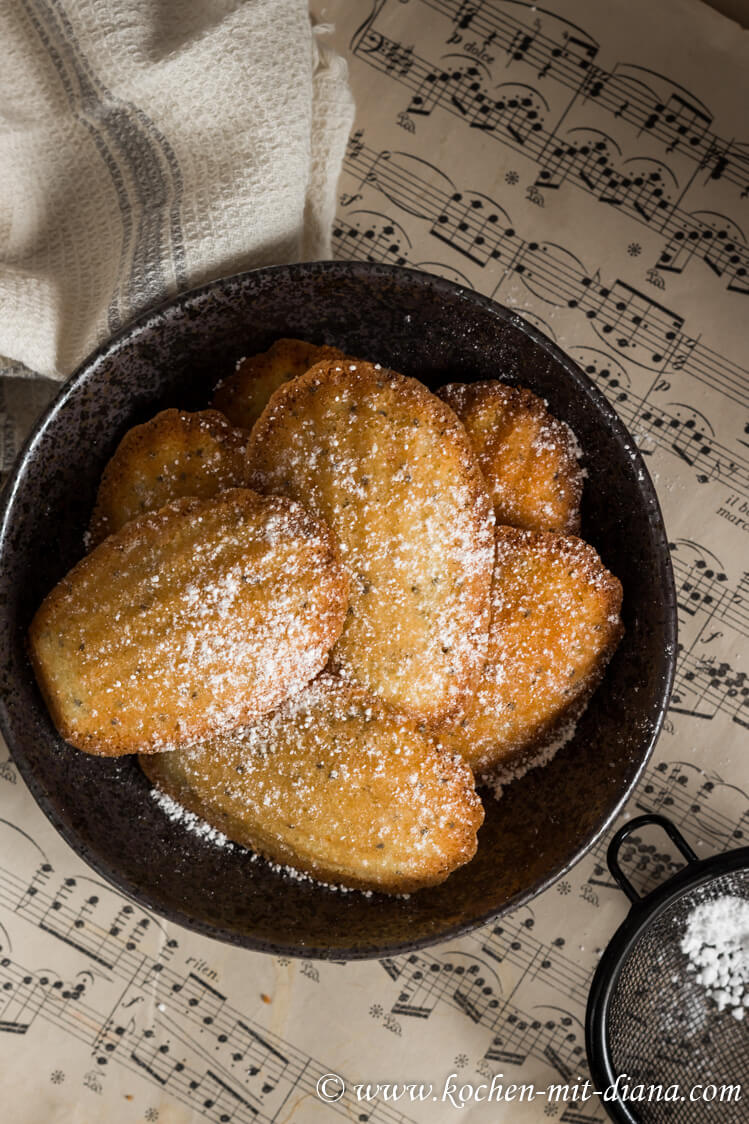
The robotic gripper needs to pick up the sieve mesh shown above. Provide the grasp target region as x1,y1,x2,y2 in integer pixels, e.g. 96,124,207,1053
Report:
606,868,749,1123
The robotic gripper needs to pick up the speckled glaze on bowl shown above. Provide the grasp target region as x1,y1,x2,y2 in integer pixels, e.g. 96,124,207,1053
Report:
0,261,676,959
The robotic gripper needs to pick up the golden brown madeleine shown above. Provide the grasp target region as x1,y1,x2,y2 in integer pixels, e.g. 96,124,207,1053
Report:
141,675,484,893
30,489,349,757
89,409,249,545
438,381,584,534
247,359,495,722
212,338,345,431
437,527,623,779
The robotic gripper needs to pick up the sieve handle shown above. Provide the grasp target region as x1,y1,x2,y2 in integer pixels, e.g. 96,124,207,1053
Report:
607,813,699,904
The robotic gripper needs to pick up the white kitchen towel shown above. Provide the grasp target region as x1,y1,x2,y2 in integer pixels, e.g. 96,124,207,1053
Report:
0,0,355,380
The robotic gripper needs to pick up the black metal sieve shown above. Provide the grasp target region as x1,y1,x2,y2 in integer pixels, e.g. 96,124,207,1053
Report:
586,814,749,1123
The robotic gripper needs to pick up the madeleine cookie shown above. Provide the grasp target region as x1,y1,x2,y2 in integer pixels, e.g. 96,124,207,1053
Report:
90,409,249,545
30,489,349,756
141,675,483,893
436,527,622,778
438,382,583,534
212,338,345,431
246,359,495,722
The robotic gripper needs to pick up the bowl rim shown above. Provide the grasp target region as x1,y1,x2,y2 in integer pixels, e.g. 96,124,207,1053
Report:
0,259,678,959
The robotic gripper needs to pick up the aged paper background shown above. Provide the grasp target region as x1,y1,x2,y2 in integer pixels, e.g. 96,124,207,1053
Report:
1,1,749,1121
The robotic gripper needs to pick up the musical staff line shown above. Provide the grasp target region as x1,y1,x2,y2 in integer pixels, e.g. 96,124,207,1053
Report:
334,208,749,500
373,759,749,1063
672,648,749,726
352,19,749,292
3,5,749,1121
578,360,749,495
341,136,749,409
637,760,749,846
420,0,749,197
583,758,749,901
379,947,590,1078
0,839,419,1122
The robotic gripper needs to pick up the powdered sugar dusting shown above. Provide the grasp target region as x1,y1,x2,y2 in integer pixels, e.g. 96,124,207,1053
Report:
260,855,375,897
90,408,249,544
436,526,622,779
150,785,385,894
151,787,234,849
561,419,588,478
143,674,482,893
213,339,345,431
33,489,348,755
483,717,578,799
246,361,494,721
681,895,749,1021
439,381,585,535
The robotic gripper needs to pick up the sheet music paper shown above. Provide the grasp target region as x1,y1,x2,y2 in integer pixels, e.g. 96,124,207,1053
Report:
1,1,749,1120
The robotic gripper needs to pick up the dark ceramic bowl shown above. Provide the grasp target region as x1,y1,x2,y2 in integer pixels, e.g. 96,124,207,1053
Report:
0,261,676,959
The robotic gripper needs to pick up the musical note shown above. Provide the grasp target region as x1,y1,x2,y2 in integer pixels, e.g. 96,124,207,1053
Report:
0,959,44,1035
352,18,749,293
190,1070,258,1123
721,573,749,639
455,1,477,32
332,209,412,266
3,4,749,1122
0,900,415,1123
634,761,749,851
671,541,729,621
672,650,749,727
479,917,590,1007
568,351,749,494
343,136,749,411
422,0,749,196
